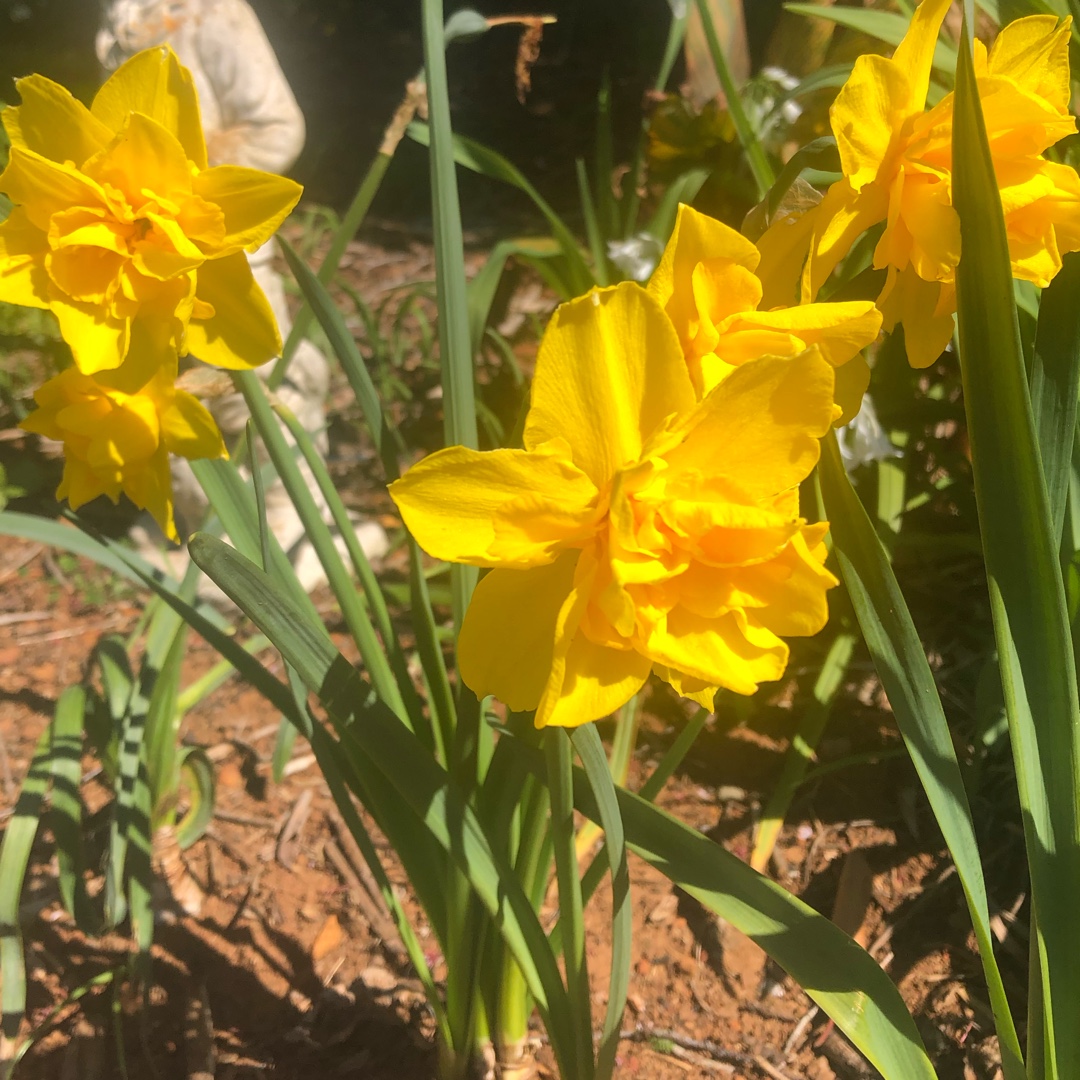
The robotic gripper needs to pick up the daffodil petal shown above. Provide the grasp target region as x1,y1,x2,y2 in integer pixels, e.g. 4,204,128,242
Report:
193,166,303,253
5,74,112,166
390,442,600,568
122,444,178,541
85,112,194,206
51,295,130,375
834,354,872,427
668,350,835,501
91,45,207,170
756,200,819,310
184,250,280,369
644,607,787,696
458,552,579,712
538,633,651,728
524,282,696,487
0,147,107,232
648,202,759,334
723,300,882,369
830,55,911,190
160,389,227,459
0,206,50,309
806,179,889,300
890,0,953,114
877,266,955,368
988,14,1072,114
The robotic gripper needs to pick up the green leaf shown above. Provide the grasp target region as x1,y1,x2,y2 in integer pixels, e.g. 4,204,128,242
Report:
1030,253,1080,543
572,725,631,1080
421,0,480,631
49,686,95,931
188,531,584,1080
952,18,1080,1077
0,728,52,1070
783,4,958,75
505,732,937,1080
174,747,216,850
277,239,402,481
818,433,1023,1078
545,731,592,1078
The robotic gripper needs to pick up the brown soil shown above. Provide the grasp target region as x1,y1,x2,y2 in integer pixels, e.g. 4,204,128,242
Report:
0,230,1022,1080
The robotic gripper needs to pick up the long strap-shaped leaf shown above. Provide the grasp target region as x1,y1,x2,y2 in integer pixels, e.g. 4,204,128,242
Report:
818,432,1023,1078
190,530,934,1080
503,730,937,1080
953,12,1080,1078
189,532,583,1080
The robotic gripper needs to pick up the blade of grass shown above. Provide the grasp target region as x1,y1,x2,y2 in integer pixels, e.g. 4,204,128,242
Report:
510,732,939,1080
818,429,1024,1079
278,238,403,481
273,402,425,729
952,12,1080,1076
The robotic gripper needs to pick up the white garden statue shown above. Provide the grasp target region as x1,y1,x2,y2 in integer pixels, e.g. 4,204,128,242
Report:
98,0,388,593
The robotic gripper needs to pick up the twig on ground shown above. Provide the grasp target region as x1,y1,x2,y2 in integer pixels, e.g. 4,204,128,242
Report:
620,1026,798,1080
276,789,314,868
323,839,407,965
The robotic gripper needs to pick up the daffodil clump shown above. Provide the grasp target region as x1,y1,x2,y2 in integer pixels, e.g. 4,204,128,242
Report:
2,47,302,538
392,212,882,727
803,0,1080,367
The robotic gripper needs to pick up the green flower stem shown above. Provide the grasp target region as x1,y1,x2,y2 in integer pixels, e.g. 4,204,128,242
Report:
546,728,593,1080
692,0,774,199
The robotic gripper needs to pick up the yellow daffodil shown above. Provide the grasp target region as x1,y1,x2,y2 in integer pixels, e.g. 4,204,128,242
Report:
391,283,838,727
805,0,1080,367
20,362,226,541
649,204,881,421
0,46,302,387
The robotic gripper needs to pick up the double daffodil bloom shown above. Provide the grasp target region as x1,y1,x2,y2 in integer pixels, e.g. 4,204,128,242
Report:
391,283,838,727
20,364,226,541
805,0,1080,367
0,46,302,388
649,204,881,420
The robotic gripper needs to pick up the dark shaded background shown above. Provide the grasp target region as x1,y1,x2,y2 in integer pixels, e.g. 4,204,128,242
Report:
0,0,782,227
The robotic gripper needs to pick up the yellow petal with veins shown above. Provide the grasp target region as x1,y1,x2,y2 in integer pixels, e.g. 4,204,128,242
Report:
988,14,1072,113
0,206,50,309
390,441,601,568
50,295,130,375
668,349,835,502
458,552,579,713
193,166,303,254
4,74,112,166
160,388,227,459
524,282,696,487
890,0,954,114
84,112,194,207
90,45,207,170
183,250,281,369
